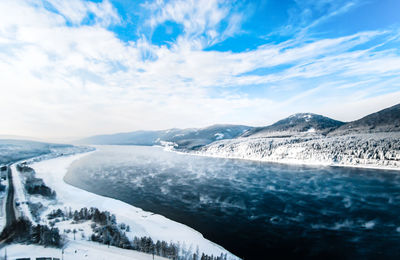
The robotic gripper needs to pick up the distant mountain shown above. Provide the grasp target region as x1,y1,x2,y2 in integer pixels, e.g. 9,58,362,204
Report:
0,135,82,143
77,124,252,150
0,139,72,164
77,130,163,146
241,113,345,138
0,135,45,142
160,124,252,150
330,103,400,135
77,103,400,151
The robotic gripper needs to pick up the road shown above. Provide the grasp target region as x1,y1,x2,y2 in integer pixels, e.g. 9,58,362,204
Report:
0,165,18,245
5,166,17,227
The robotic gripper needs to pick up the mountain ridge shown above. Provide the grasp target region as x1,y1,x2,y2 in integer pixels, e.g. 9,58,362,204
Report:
241,113,345,138
76,124,252,150
76,103,400,149
329,103,400,135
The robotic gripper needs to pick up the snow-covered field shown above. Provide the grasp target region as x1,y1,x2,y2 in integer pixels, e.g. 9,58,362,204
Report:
193,132,400,171
23,152,239,259
0,241,169,260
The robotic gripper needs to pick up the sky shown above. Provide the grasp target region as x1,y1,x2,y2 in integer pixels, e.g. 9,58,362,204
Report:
0,0,400,139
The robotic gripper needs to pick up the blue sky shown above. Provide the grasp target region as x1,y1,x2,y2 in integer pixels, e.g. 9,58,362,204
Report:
0,0,400,139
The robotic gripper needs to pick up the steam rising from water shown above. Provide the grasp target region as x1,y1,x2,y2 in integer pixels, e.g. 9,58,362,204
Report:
66,145,400,259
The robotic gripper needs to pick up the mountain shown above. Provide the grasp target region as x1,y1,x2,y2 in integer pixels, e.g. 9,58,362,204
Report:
77,103,400,152
0,139,73,164
77,124,252,150
330,103,400,135
160,124,252,150
77,130,163,146
0,134,42,141
196,104,400,170
241,113,345,138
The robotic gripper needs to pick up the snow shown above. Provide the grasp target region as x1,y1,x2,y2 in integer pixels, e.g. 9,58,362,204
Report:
307,128,316,133
159,141,178,151
303,114,312,122
29,153,239,259
0,242,169,260
193,132,400,171
214,133,224,140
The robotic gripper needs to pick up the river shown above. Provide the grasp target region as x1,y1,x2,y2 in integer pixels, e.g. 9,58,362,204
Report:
64,145,400,259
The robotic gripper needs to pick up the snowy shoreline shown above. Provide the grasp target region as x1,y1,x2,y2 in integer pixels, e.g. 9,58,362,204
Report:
180,149,400,172
174,133,400,172
29,151,240,260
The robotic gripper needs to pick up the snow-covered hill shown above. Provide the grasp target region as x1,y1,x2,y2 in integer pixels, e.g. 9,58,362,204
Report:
0,139,71,164
195,132,400,170
186,104,400,170
241,113,344,138
330,103,400,135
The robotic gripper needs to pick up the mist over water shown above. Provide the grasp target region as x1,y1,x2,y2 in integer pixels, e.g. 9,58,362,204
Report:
65,145,400,259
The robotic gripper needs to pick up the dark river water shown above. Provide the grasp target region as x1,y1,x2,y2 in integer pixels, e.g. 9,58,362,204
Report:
65,145,400,259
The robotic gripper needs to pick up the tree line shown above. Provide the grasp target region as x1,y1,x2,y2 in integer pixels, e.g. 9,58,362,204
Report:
0,218,62,247
17,163,56,198
48,207,228,260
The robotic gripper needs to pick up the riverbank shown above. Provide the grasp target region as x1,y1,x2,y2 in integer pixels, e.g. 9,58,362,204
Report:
184,133,400,172
29,152,239,259
183,149,400,172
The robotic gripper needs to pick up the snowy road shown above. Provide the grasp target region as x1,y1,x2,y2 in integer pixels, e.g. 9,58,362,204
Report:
10,164,35,222
0,164,36,243
0,166,17,245
4,166,16,227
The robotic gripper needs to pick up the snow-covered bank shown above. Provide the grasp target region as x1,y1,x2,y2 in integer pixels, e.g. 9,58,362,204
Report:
190,133,400,171
29,152,239,259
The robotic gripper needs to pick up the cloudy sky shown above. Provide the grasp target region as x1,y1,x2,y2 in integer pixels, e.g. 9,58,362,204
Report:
1,0,400,139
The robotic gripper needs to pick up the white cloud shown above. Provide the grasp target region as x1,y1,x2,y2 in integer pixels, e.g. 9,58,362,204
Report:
144,0,244,48
0,0,399,139
279,0,360,37
44,0,121,26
